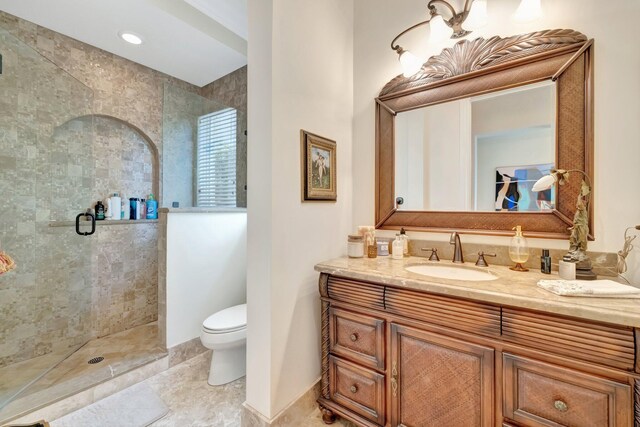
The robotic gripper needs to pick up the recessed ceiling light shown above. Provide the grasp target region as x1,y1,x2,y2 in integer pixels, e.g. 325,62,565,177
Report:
118,31,143,45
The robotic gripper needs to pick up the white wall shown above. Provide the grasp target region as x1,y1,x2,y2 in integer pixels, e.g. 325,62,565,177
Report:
353,0,640,284
165,211,247,348
247,0,354,420
395,109,425,210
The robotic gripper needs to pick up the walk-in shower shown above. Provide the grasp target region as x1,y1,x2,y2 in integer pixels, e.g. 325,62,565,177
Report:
0,26,164,423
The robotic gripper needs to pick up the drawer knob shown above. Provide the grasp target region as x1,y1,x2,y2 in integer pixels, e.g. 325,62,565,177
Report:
350,385,358,393
350,333,358,342
554,400,568,412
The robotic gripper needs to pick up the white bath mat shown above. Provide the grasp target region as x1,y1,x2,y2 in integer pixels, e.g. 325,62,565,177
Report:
51,382,168,427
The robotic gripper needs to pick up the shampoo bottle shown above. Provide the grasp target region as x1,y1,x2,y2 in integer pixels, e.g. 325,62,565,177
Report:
129,198,138,220
146,193,158,219
140,199,146,219
105,197,113,220
122,194,130,220
95,201,105,221
110,193,121,221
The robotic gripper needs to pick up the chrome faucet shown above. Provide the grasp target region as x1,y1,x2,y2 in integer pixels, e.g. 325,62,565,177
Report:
449,232,464,263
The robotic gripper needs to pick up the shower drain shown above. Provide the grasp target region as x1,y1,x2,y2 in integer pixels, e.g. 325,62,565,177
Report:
88,356,105,364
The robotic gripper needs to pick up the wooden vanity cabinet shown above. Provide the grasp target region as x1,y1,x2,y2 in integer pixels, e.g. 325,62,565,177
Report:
317,273,639,427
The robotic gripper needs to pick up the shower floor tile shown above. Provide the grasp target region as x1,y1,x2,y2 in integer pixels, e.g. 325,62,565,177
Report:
0,322,166,423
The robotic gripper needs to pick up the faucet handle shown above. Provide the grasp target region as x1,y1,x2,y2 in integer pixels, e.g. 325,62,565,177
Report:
475,251,496,267
421,248,440,261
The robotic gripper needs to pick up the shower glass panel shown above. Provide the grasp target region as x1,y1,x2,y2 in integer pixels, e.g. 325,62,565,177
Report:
0,26,94,417
162,83,247,208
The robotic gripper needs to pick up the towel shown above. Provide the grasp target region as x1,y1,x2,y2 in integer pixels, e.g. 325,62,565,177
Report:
537,279,640,298
0,251,15,275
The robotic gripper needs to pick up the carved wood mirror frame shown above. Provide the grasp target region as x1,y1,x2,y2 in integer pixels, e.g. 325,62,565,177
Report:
375,29,594,239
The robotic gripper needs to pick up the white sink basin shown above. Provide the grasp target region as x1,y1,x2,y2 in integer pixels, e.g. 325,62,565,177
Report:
405,264,498,282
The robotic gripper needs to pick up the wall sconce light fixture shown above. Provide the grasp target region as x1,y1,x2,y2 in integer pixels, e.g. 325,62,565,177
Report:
391,0,543,77
532,169,596,280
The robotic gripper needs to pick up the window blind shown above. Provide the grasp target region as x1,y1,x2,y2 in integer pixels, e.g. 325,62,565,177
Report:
196,108,237,207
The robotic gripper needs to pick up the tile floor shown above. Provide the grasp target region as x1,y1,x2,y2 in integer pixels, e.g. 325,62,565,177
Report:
53,350,354,426
0,323,165,423
7,331,356,426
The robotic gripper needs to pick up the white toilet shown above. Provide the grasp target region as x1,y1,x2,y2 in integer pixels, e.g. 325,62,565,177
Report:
200,303,247,386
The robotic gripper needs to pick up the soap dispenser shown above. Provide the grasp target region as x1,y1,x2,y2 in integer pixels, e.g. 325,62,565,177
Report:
392,234,404,260
399,228,410,257
509,225,529,271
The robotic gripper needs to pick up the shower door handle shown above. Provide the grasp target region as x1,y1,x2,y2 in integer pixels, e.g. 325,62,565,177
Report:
75,212,96,236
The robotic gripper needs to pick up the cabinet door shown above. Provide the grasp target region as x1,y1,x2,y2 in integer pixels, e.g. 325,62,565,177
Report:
390,324,494,427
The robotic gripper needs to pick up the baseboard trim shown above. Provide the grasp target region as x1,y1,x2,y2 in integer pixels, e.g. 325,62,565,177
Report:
167,337,208,367
241,379,321,427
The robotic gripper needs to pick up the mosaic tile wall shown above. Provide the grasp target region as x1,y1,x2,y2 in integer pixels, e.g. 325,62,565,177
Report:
200,66,248,114
162,85,215,208
0,27,94,368
163,84,247,208
91,116,155,205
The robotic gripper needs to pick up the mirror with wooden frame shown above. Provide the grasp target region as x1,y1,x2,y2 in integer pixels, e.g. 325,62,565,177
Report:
375,29,594,239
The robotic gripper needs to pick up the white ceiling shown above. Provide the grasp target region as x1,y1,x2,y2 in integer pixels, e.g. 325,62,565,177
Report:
0,0,248,86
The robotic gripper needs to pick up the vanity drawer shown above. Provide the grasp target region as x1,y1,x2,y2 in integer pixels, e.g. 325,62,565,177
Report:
329,307,385,370
503,354,632,427
329,355,385,425
501,308,635,371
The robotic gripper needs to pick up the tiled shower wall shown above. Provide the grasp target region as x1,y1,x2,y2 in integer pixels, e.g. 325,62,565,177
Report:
0,27,94,367
201,67,248,208
0,11,247,367
162,86,216,208
162,84,248,209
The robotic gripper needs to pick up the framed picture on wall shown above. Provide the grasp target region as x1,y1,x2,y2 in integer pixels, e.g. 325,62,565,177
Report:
301,130,337,201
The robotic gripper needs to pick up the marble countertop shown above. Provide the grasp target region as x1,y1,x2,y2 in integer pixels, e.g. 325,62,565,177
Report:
315,256,640,328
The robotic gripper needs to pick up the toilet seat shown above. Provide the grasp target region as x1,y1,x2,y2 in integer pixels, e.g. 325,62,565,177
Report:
202,303,246,333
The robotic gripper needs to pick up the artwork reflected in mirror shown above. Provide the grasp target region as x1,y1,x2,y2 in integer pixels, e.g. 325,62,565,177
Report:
394,81,556,212
495,164,555,212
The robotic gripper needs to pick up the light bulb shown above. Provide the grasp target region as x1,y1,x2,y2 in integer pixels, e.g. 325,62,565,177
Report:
513,0,543,22
532,174,556,192
465,0,488,31
399,50,422,77
429,15,451,43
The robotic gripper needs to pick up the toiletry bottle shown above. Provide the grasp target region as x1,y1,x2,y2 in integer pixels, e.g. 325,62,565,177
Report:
400,228,409,257
129,198,138,220
105,196,113,220
136,199,142,220
140,199,146,219
95,201,105,220
392,234,404,260
146,193,158,219
121,194,129,220
111,193,121,221
541,249,551,274
509,225,529,271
